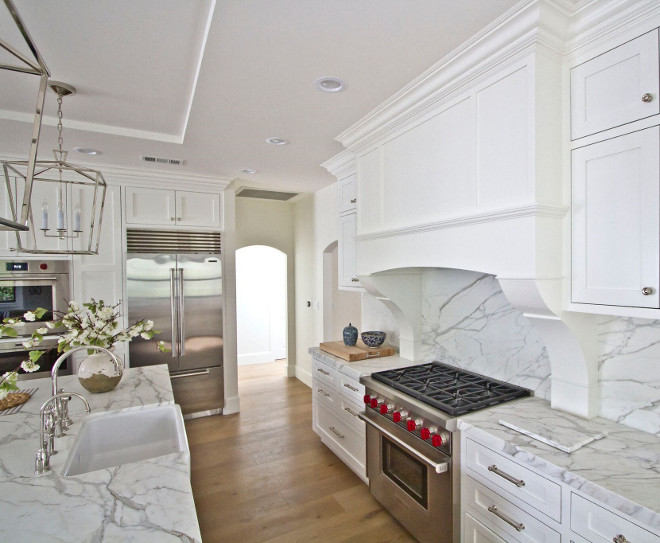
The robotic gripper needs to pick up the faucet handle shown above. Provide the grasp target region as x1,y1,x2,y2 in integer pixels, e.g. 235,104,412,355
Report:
34,448,49,475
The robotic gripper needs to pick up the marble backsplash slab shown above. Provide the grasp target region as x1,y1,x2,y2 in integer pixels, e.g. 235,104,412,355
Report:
598,316,660,435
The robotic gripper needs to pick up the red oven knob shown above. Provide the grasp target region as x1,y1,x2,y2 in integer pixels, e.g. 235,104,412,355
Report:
420,428,431,440
379,403,388,414
432,432,450,447
363,394,371,404
370,398,378,408
406,418,422,432
392,411,402,423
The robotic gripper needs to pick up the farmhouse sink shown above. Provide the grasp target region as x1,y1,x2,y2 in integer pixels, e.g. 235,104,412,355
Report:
62,404,188,476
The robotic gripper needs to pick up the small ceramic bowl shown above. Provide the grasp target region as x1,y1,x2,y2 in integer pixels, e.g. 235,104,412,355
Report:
361,331,386,348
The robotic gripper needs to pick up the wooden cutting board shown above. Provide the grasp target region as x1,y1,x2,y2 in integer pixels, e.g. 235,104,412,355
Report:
319,340,395,362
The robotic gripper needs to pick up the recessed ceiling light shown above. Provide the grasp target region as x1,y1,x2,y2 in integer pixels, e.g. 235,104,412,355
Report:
241,169,257,174
266,137,288,145
73,147,101,156
315,77,344,93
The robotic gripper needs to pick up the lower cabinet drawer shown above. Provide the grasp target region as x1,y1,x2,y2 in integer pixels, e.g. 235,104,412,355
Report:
464,512,508,543
466,438,562,522
337,394,366,434
337,372,365,404
316,403,365,469
313,377,338,409
463,476,561,543
571,493,659,543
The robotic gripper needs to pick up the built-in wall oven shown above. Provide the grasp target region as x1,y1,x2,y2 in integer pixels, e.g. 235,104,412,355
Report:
0,259,72,378
360,362,532,543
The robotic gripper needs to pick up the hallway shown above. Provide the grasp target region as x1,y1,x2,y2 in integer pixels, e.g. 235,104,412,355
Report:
185,361,415,542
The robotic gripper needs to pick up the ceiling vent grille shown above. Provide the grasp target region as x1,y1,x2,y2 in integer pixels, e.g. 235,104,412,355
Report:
140,155,184,166
236,187,299,201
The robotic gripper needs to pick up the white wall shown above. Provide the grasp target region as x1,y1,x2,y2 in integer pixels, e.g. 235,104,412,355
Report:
293,184,338,386
236,245,287,365
235,195,295,376
323,243,361,342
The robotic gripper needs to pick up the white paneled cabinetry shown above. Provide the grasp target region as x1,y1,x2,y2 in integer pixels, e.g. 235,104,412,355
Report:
336,173,362,290
571,29,660,314
311,354,367,482
124,187,222,229
462,432,660,543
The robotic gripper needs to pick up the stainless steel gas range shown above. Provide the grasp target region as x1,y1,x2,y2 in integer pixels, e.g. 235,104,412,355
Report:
359,361,531,543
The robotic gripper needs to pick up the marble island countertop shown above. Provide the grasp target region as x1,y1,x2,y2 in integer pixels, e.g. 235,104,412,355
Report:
458,396,660,532
0,365,201,543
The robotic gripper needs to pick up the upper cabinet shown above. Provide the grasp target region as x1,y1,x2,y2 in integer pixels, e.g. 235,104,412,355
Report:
571,30,660,140
572,127,660,308
124,187,222,229
338,174,357,214
570,28,660,314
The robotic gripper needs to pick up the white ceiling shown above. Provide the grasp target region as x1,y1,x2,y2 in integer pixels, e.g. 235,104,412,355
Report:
0,0,521,195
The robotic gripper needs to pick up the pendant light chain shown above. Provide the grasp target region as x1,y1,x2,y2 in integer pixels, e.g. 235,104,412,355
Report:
56,92,64,156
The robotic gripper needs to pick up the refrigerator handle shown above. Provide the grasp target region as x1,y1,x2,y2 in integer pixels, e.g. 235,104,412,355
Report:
170,268,178,358
178,267,185,356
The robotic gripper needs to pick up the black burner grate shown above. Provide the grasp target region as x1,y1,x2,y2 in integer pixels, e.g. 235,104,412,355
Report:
371,361,531,416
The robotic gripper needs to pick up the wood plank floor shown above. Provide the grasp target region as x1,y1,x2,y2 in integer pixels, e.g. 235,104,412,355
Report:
185,361,417,543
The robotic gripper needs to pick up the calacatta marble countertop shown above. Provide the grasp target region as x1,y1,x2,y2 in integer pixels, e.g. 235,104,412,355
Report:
458,396,660,532
309,346,416,380
0,365,201,543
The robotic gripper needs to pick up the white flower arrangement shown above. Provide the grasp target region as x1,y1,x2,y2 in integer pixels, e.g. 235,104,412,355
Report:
0,299,168,399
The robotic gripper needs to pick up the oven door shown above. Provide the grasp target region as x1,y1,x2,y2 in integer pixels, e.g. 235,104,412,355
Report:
361,409,453,543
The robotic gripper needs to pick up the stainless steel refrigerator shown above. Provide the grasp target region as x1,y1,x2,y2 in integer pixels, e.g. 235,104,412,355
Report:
126,230,223,419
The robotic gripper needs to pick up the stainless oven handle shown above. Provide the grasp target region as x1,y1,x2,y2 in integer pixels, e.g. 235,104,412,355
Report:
359,413,449,474
0,276,59,283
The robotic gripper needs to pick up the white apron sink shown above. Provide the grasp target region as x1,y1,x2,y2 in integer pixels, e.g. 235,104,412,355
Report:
62,404,188,476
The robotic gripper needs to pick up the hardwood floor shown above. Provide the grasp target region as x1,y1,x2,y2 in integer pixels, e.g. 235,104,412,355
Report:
185,361,416,543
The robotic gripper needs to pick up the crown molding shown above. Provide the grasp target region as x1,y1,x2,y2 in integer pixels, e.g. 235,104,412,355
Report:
357,204,568,241
0,152,233,192
321,149,356,178
335,0,571,152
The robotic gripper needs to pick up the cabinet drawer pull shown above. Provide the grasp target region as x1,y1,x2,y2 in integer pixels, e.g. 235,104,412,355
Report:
343,406,359,417
487,505,525,532
329,426,344,439
351,277,359,282
343,383,359,392
350,198,357,203
488,464,525,487
642,93,654,103
642,286,655,295
613,535,630,543
170,217,176,221
317,389,330,397
317,368,330,375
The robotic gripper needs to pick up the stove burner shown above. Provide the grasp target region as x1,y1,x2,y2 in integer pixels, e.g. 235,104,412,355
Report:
371,361,531,416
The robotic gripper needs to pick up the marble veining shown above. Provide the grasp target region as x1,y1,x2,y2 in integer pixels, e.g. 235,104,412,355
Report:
459,396,660,532
598,316,660,435
0,365,201,543
419,269,551,399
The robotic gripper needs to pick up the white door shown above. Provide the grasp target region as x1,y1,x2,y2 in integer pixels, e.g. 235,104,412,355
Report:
572,126,660,308
124,187,175,226
571,30,660,139
338,212,360,289
176,191,221,228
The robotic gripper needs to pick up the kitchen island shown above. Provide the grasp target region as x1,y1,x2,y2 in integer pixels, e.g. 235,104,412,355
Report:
0,364,201,543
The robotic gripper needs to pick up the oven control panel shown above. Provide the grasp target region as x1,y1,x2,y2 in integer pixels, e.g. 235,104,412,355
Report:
363,393,451,455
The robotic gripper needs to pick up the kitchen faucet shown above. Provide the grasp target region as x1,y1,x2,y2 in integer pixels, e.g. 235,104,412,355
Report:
35,391,90,475
50,345,120,436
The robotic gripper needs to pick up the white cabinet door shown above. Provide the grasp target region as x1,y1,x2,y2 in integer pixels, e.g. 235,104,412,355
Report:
175,190,221,228
572,126,660,308
338,174,357,214
124,187,176,226
571,30,659,139
338,212,360,289
464,513,508,543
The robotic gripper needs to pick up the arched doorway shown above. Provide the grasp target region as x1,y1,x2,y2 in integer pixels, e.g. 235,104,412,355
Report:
236,245,287,365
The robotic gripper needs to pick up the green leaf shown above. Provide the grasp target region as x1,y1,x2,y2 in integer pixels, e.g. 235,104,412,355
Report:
1,327,18,338
29,350,45,363
34,307,48,320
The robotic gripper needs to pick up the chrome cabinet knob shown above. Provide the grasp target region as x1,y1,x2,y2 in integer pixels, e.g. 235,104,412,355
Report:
642,93,654,103
351,277,359,282
642,287,655,295
613,535,630,543
170,217,176,221
350,198,357,203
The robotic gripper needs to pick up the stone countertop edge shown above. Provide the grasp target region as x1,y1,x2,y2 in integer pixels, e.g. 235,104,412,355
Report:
0,364,202,543
457,396,660,532
309,346,417,380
